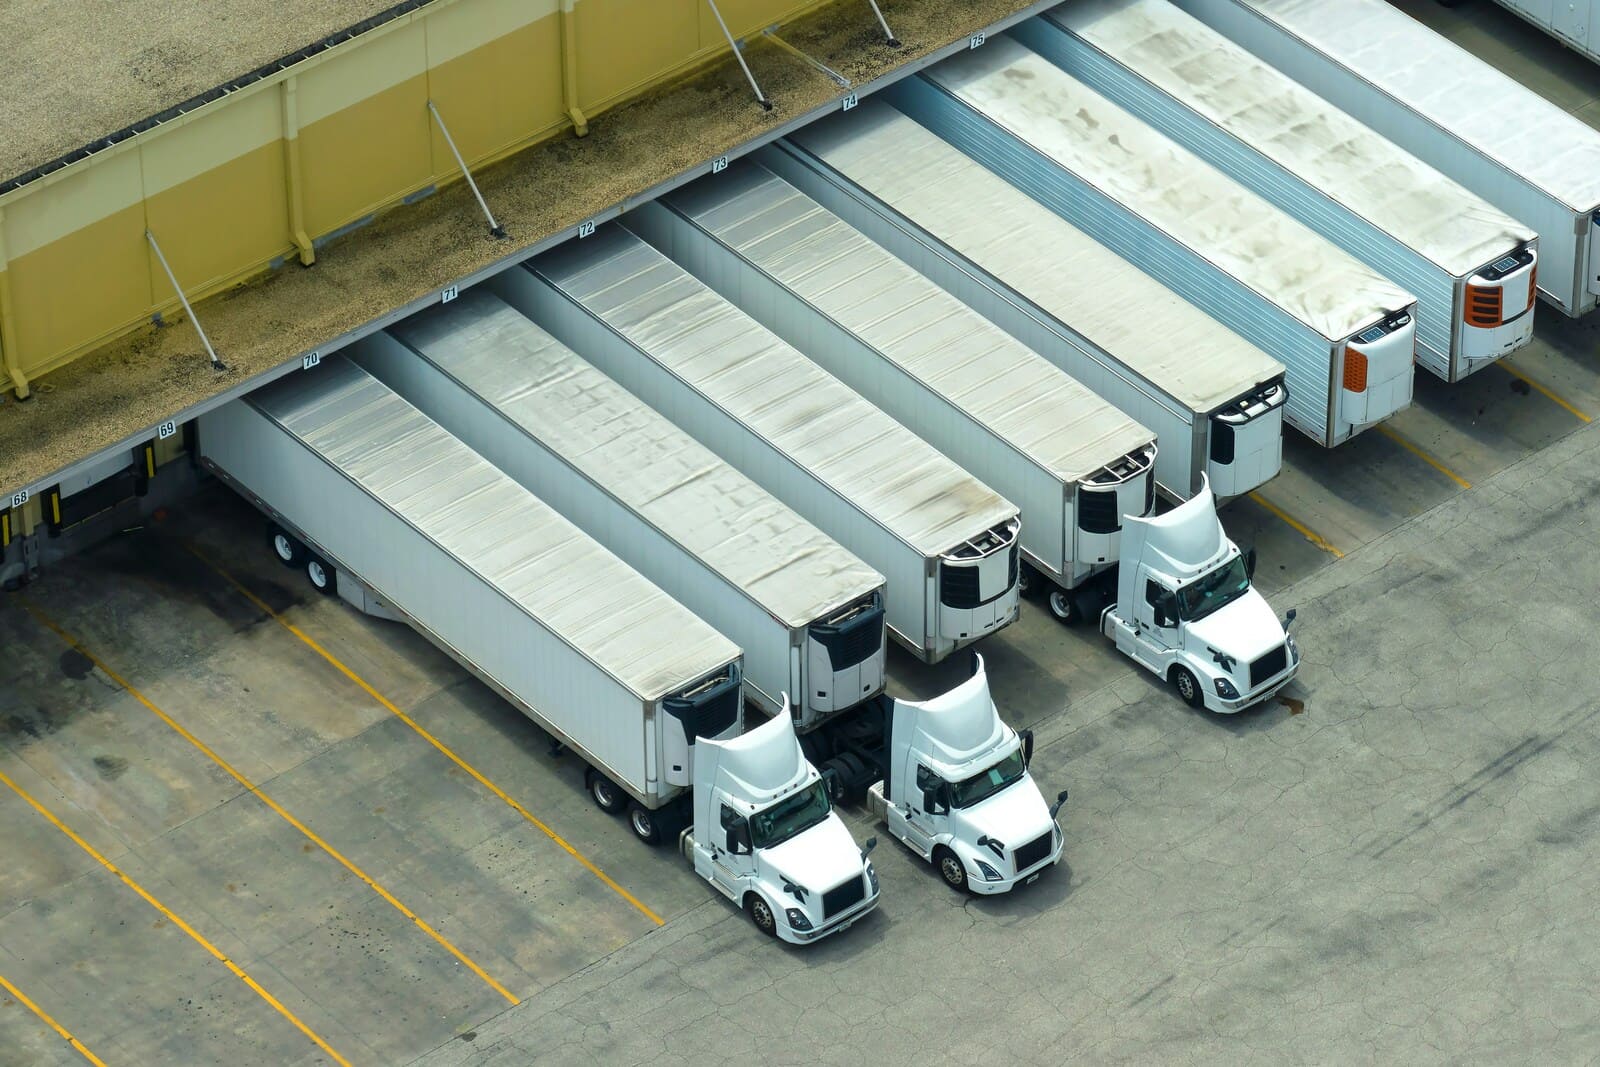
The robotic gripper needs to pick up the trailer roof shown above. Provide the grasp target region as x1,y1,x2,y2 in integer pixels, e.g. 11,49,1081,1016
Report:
1046,0,1537,278
250,358,739,702
922,34,1414,341
783,100,1284,414
389,291,886,630
662,162,1157,485
1234,0,1600,213
531,225,1019,559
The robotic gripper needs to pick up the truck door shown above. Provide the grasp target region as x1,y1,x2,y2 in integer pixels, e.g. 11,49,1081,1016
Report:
1131,577,1180,671
891,764,945,860
709,803,755,899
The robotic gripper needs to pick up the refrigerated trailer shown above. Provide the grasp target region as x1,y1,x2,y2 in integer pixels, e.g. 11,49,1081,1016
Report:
490,225,1023,665
198,358,881,945
633,163,1158,624
1170,0,1600,318
1036,0,1539,382
898,32,1419,447
767,101,1288,502
349,291,888,730
1477,0,1600,68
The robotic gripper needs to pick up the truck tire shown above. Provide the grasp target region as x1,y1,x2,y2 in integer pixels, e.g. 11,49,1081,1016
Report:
745,893,779,938
305,555,337,596
1047,589,1075,624
934,846,969,893
268,525,304,567
586,768,628,814
627,802,663,846
1170,666,1204,709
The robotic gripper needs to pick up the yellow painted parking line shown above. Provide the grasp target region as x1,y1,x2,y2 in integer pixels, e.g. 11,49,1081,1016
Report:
1500,361,1593,423
1373,425,1472,490
1247,491,1345,559
0,971,108,1067
20,602,520,1007
190,548,667,928
0,766,351,1067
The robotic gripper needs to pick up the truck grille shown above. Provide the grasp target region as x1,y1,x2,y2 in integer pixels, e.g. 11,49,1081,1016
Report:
1013,830,1054,873
822,875,866,919
1249,645,1289,689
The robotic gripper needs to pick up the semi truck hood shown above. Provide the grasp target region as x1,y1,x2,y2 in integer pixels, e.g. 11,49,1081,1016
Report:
952,774,1054,856
758,812,866,899
1184,589,1285,671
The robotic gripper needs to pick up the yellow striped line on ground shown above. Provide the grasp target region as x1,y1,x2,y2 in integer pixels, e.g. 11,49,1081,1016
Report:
0,970,108,1066
1374,424,1471,490
1248,491,1345,560
1501,361,1592,423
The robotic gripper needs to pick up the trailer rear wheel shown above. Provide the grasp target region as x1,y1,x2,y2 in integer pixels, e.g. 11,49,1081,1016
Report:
586,769,628,814
934,846,969,893
1171,666,1203,709
305,555,337,596
1047,590,1075,624
268,525,303,567
627,802,663,846
745,893,778,938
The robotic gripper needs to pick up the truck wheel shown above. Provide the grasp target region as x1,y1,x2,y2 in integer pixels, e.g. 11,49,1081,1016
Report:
627,802,663,846
934,846,970,893
745,893,779,939
586,769,628,814
1047,590,1075,624
268,525,303,567
1171,666,1204,709
305,555,337,596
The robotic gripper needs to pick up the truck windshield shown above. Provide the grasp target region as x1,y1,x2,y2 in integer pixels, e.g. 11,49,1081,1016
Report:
749,780,831,849
949,749,1025,809
1177,557,1250,622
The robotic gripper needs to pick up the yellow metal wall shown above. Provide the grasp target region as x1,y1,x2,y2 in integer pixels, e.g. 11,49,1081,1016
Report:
0,0,827,399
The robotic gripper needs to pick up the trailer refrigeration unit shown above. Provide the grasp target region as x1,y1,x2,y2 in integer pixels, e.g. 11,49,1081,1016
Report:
198,360,880,944
766,102,1288,502
1170,0,1600,318
1036,0,1540,383
491,225,1024,665
632,163,1158,624
351,290,889,732
895,32,1420,448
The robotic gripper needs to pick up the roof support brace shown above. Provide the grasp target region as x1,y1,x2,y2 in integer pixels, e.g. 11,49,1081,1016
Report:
145,229,228,373
428,101,508,240
865,0,902,48
705,0,773,111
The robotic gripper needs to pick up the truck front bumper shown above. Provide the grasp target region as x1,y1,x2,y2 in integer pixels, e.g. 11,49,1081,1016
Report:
967,829,1064,895
1207,662,1299,714
780,885,880,944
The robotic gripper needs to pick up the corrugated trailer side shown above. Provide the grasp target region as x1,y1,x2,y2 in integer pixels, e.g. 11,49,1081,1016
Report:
350,291,887,728
1037,0,1540,383
768,102,1287,501
1171,0,1600,317
196,359,743,812
633,163,1158,621
489,225,1022,665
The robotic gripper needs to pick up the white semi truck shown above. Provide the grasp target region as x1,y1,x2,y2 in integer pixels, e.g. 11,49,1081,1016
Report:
491,225,1024,665
197,359,879,943
1038,0,1540,383
351,290,889,733
633,162,1159,624
767,102,1288,504
1172,0,1600,318
900,32,1420,448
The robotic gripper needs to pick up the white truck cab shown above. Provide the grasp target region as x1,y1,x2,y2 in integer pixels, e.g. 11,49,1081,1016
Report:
866,656,1069,895
683,712,879,943
1103,477,1299,713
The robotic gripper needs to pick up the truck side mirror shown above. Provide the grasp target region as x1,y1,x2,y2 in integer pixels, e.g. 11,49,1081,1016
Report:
1050,788,1069,820
1020,729,1035,768
860,836,877,861
1154,608,1174,629
728,823,752,856
934,783,952,814
1243,547,1258,580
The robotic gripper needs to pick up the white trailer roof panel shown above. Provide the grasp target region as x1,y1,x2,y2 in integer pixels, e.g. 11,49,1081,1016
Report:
924,33,1413,340
391,292,885,630
1236,0,1600,213
251,358,739,701
664,163,1157,485
784,100,1284,413
534,226,1018,558
1047,0,1536,277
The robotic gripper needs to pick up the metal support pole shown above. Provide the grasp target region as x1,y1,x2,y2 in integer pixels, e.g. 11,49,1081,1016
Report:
0,206,30,399
705,0,772,111
559,0,590,136
762,30,850,88
865,0,901,47
279,78,316,266
145,230,227,373
427,101,507,240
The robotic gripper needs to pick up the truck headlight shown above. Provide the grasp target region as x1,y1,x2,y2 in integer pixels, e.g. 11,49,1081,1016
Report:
1286,633,1299,659
866,863,879,893
785,908,812,932
1215,677,1240,700
976,860,1003,882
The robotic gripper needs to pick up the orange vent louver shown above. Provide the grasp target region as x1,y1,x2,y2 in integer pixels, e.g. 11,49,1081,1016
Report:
1343,348,1368,393
1465,283,1503,327
1528,264,1537,307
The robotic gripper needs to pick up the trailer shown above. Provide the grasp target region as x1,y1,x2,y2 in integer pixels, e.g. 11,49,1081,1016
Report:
197,358,880,944
489,225,1023,665
1464,2,1600,99
350,289,888,731
766,101,1288,502
1035,0,1539,383
632,162,1158,624
895,31,1419,448
1171,0,1600,318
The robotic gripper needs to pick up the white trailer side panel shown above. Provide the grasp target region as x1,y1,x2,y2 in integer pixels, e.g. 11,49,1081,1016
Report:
1485,0,1600,67
196,359,741,803
770,101,1287,501
1172,0,1600,316
490,225,1021,664
634,164,1158,591
1041,0,1539,382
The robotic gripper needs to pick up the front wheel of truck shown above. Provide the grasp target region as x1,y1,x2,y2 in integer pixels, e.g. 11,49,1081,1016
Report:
934,846,969,893
745,893,778,938
1171,666,1204,709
